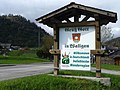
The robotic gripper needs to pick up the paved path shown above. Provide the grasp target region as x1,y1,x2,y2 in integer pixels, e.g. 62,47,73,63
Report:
0,63,119,81
91,67,120,76
0,63,53,81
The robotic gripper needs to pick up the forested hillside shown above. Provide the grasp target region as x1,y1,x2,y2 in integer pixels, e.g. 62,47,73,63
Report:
0,14,50,47
105,37,120,47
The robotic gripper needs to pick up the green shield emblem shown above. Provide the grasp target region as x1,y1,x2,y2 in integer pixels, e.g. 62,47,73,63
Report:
62,57,69,64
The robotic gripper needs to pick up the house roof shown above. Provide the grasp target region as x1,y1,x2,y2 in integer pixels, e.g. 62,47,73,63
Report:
106,46,119,50
36,2,117,28
109,49,120,58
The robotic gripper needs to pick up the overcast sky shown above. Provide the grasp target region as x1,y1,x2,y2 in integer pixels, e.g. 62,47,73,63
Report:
0,0,120,37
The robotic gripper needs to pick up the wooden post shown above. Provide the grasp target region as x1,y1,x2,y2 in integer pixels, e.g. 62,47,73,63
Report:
74,15,80,22
95,21,101,78
53,25,59,75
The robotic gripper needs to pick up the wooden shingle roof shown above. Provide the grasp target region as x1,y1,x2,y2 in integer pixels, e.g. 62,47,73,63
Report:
36,2,117,28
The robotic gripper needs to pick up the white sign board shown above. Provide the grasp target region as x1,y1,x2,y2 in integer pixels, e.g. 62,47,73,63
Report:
60,49,91,70
59,26,95,50
59,26,95,71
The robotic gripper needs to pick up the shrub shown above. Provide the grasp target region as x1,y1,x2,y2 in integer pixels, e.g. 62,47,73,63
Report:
8,50,24,56
36,48,53,61
36,49,44,58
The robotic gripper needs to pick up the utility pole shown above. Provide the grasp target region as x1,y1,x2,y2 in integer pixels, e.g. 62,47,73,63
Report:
38,29,40,47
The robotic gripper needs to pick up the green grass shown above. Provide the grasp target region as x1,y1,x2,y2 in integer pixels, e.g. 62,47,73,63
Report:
59,70,120,90
0,56,48,64
92,64,120,71
0,70,119,90
0,74,107,90
0,49,49,64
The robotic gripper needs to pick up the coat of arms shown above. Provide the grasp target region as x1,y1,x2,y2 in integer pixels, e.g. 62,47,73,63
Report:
72,33,81,43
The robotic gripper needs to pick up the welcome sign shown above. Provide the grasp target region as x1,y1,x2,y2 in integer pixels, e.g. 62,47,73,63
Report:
61,49,90,70
59,26,95,71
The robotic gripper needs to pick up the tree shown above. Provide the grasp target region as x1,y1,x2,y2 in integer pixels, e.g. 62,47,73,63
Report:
101,25,114,44
36,35,53,59
41,35,53,52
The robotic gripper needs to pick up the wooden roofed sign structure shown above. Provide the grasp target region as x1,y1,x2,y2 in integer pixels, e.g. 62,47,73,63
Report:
36,2,117,78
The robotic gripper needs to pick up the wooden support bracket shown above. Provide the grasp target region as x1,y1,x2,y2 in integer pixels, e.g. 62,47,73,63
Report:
91,50,104,56
49,49,104,55
49,49,61,55
54,67,60,70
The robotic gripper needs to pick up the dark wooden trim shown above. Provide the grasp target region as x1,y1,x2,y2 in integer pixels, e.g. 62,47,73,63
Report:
81,16,90,22
36,2,117,24
50,18,62,23
57,21,97,27
74,15,80,22
96,69,101,73
65,18,72,23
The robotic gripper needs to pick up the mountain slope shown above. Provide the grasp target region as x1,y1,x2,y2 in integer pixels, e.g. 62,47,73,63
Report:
105,37,120,47
0,14,50,47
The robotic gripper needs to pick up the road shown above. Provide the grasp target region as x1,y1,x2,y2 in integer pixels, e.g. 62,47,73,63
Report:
91,67,120,76
0,63,53,81
0,63,119,81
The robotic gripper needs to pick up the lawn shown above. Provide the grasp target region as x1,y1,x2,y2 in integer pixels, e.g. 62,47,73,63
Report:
0,71,119,90
0,49,49,64
59,70,120,89
0,74,107,90
0,56,49,64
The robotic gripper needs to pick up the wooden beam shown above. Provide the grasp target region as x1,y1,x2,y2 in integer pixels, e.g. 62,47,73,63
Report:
53,25,59,75
38,4,116,22
58,10,75,21
50,49,105,56
49,49,61,54
57,21,96,27
74,15,80,22
94,14,99,21
95,21,101,78
50,18,61,23
100,19,109,26
91,50,104,55
65,18,72,23
81,16,90,22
